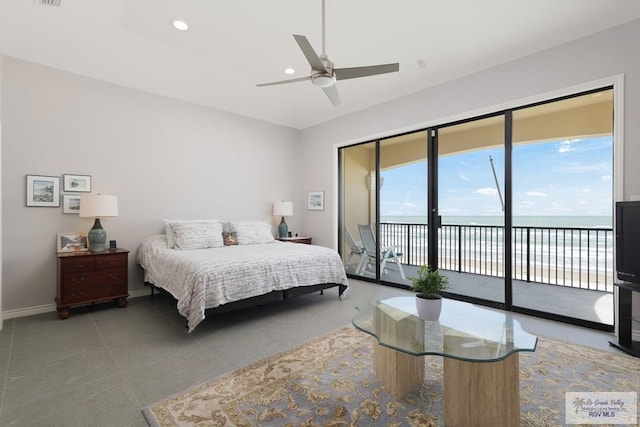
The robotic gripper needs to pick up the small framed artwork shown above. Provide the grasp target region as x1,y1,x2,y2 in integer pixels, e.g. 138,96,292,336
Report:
62,194,81,214
57,232,89,253
26,175,60,207
307,191,325,211
63,174,91,192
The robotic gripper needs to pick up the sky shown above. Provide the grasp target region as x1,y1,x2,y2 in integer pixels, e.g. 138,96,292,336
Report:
380,136,613,218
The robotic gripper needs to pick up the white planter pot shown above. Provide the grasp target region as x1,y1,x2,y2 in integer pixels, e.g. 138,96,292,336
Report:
415,296,442,321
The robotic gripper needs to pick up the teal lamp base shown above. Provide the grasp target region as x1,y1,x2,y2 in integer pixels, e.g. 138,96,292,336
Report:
278,217,288,238
88,218,107,252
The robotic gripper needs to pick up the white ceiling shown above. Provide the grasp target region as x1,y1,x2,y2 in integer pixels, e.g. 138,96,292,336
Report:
1,0,640,130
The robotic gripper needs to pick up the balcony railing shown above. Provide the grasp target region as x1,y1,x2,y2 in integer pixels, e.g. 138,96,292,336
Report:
379,222,614,292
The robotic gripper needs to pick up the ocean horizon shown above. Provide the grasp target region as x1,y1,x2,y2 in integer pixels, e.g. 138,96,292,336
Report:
380,215,612,228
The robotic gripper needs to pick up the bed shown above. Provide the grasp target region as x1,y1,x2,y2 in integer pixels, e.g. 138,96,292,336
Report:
136,220,348,332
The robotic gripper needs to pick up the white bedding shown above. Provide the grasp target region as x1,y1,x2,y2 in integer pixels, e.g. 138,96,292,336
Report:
136,234,349,331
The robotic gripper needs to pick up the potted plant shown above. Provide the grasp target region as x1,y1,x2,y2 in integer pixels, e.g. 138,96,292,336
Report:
409,264,449,320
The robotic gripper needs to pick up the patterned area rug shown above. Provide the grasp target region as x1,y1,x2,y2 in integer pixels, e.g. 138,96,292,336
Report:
143,326,638,426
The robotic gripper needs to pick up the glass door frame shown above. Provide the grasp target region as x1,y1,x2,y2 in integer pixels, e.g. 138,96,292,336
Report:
338,86,616,332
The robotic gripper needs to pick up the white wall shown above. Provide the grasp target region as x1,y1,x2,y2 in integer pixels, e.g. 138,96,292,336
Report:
0,54,3,328
299,19,640,248
1,57,301,314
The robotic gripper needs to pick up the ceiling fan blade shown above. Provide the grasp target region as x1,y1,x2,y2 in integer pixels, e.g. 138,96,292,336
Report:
334,63,399,81
322,84,341,106
256,76,311,87
293,34,328,72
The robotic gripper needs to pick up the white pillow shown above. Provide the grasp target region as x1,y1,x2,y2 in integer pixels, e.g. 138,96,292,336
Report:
170,221,224,250
163,219,219,248
229,221,275,245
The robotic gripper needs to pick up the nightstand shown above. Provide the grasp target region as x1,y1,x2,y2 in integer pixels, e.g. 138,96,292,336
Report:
56,249,129,319
277,236,312,244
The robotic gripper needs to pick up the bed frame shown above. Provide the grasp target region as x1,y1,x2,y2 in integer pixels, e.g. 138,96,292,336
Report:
145,281,347,316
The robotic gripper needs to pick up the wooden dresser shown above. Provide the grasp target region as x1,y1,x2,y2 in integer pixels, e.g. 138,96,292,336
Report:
56,249,129,319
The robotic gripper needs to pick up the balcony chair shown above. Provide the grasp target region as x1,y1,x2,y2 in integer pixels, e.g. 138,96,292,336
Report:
358,224,406,280
344,228,367,274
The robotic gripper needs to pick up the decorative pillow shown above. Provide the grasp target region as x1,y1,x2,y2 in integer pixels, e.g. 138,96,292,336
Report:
229,221,275,245
163,219,219,248
170,221,224,250
222,231,238,246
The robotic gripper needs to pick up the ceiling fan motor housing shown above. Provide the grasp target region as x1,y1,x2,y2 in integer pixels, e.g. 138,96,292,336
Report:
312,56,336,87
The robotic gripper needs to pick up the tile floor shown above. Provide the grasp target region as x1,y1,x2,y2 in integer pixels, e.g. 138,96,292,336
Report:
0,279,624,426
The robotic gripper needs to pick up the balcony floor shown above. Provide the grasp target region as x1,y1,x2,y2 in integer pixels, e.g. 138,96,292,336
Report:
345,262,614,327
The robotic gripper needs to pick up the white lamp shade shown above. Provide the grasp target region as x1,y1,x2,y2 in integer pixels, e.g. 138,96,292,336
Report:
79,194,119,218
273,201,293,217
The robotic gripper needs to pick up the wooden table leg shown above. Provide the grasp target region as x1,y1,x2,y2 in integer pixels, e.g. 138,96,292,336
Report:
444,353,519,427
372,338,424,399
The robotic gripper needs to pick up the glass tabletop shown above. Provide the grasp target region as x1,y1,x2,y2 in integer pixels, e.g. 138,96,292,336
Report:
352,297,538,362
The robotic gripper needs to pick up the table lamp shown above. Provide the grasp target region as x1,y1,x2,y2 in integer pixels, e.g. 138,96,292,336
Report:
79,194,119,252
273,201,293,238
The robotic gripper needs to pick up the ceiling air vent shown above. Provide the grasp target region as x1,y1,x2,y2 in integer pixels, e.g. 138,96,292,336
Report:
34,0,62,6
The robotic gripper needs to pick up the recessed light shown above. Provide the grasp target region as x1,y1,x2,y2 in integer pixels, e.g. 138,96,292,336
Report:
284,68,295,75
172,20,189,31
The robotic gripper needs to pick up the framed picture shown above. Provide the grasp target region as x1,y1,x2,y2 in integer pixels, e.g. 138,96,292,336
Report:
26,175,60,207
57,232,89,253
62,194,82,214
307,191,325,211
63,174,91,192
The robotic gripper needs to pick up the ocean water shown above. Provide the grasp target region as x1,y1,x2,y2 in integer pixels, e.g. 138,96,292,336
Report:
377,215,614,285
381,215,612,228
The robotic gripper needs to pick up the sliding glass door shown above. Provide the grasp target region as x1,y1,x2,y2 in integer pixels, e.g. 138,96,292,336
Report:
338,87,615,330
511,89,614,327
378,132,429,286
339,132,428,285
437,115,506,304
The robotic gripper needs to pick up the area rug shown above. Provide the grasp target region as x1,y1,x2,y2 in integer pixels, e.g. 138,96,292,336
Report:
143,326,639,427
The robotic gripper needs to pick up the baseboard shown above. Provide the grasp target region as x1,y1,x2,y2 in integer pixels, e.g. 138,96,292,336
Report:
2,288,149,320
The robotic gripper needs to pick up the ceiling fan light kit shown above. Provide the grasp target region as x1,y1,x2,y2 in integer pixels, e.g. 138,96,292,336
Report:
257,0,399,106
312,73,335,88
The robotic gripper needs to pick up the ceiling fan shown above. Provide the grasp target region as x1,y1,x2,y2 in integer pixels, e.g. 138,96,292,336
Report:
256,0,399,106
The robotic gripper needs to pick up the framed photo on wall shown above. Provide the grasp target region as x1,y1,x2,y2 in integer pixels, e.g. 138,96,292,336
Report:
26,175,60,207
63,174,91,192
62,194,81,214
307,191,324,211
57,232,89,253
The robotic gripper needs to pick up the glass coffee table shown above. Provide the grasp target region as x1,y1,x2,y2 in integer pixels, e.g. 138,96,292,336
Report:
352,297,537,427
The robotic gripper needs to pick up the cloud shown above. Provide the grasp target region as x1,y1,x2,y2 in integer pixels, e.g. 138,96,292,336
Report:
404,202,416,208
525,191,546,197
459,172,469,181
601,174,612,181
558,139,582,153
474,188,498,196
582,188,591,193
